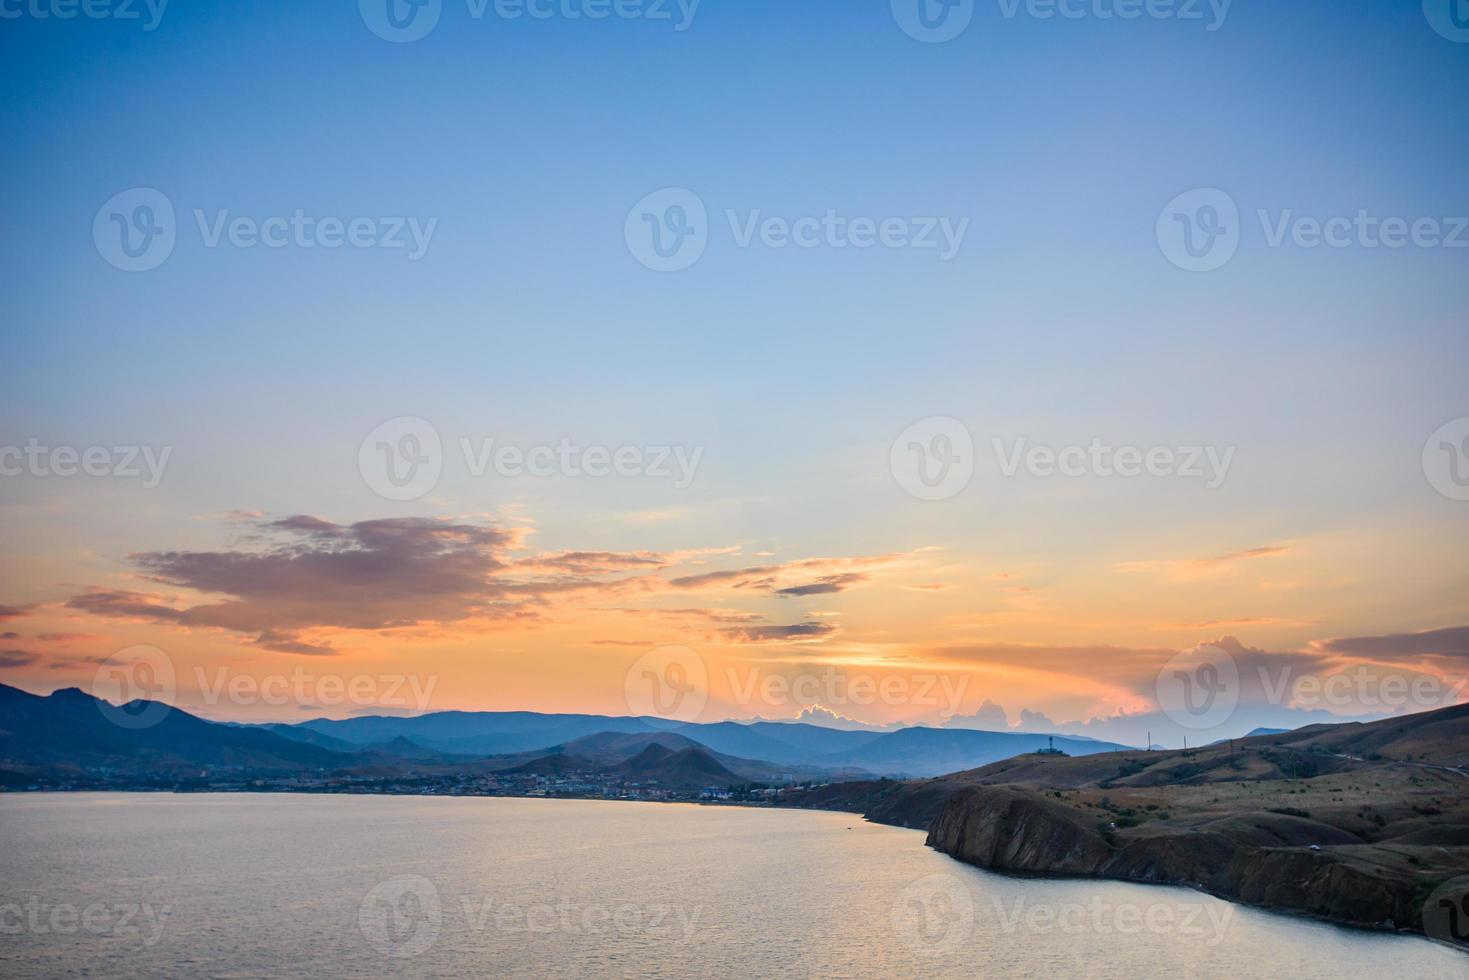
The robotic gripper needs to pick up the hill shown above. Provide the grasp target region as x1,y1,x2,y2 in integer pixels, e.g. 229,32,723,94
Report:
0,684,358,779
788,701,1469,943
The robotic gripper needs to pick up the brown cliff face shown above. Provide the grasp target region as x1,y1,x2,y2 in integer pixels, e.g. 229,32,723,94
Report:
926,786,1114,873
1217,848,1421,930
924,785,1444,934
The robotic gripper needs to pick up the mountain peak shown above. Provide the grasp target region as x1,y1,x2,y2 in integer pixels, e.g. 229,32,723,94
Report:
49,687,101,704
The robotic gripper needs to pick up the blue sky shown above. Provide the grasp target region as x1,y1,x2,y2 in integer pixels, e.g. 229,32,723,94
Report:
1,0,1466,731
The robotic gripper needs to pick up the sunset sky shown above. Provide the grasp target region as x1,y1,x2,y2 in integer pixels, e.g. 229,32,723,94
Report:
2,1,1467,741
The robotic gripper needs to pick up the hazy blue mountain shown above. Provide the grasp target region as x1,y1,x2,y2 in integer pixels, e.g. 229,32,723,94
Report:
280,709,1128,776
659,720,884,763
291,711,887,762
0,683,357,773
298,711,662,754
257,723,363,754
814,727,1131,777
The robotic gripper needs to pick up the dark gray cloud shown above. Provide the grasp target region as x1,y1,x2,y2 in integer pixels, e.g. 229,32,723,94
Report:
716,622,839,644
67,589,184,622
0,649,38,668
669,565,780,590
1312,625,1469,663
520,551,669,575
69,517,529,655
775,573,870,597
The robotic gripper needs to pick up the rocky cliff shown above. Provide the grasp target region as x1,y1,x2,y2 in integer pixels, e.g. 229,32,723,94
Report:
924,784,1436,933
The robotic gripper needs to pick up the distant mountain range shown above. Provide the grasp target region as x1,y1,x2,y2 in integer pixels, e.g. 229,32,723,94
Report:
287,707,1132,776
0,684,1133,785
0,685,800,789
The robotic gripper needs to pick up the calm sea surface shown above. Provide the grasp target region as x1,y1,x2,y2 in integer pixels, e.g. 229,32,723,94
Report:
0,793,1462,979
